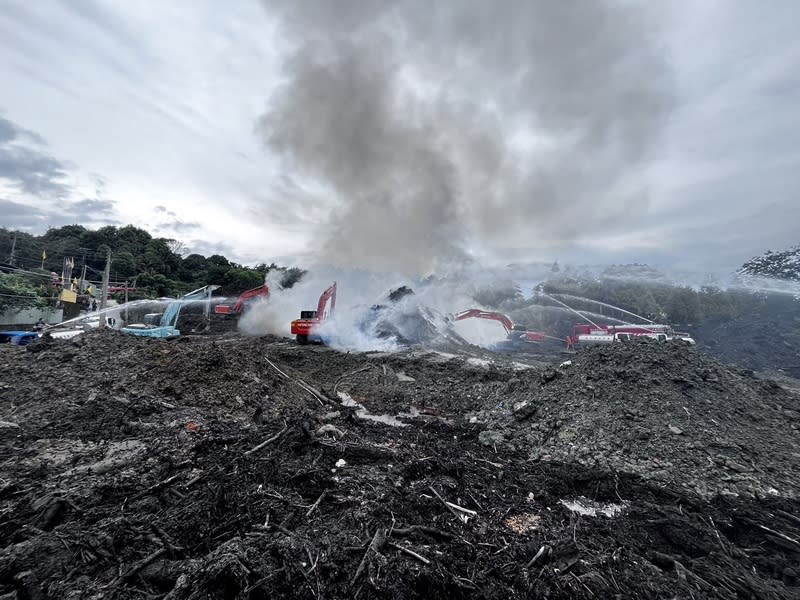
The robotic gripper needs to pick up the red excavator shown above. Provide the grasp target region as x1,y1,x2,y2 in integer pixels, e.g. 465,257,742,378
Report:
291,282,337,344
453,309,549,345
214,284,270,317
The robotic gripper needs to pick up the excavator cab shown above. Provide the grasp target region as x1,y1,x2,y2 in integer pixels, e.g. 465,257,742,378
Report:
291,283,337,345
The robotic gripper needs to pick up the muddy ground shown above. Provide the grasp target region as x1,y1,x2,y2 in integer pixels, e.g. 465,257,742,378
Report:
1,331,799,599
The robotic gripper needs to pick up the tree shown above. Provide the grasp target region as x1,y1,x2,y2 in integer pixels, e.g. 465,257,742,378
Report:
44,224,87,241
222,268,265,293
1,225,304,302
279,267,305,289
111,251,138,279
206,255,231,284
254,262,278,274
143,239,181,275
698,286,737,320
136,273,178,297
40,225,87,272
665,287,701,324
116,224,151,246
178,254,208,284
166,238,188,257
0,273,50,311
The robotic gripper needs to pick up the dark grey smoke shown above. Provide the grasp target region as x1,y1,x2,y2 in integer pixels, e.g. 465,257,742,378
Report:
257,0,674,274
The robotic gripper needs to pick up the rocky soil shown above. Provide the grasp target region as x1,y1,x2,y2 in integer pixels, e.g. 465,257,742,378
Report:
1,331,799,598
469,341,800,499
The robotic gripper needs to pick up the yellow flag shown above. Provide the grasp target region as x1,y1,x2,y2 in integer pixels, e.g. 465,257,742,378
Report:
42,250,46,260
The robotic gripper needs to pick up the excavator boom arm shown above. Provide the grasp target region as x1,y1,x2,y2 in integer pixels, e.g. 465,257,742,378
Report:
453,309,513,334
159,285,220,328
453,308,552,344
232,284,270,313
316,282,337,321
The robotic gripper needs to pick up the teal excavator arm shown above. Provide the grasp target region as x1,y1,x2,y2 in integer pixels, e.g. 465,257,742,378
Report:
122,285,219,338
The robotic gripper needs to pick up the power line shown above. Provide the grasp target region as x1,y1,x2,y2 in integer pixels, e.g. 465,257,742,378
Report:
7,249,109,264
1,234,134,260
0,266,55,280
0,266,103,287
0,292,42,299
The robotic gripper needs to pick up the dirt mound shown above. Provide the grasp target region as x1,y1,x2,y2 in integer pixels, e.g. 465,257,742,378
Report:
1,333,799,598
8,331,317,430
470,339,800,498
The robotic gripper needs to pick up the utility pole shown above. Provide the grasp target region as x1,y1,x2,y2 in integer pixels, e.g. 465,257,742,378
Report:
7,234,16,266
124,279,129,323
99,247,111,329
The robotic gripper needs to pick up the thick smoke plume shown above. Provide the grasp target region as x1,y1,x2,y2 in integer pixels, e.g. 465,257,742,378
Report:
258,0,673,274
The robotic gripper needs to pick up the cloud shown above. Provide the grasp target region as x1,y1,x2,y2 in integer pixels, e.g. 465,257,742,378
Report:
71,198,115,214
0,115,124,231
185,239,237,259
158,220,202,233
0,196,120,231
0,115,72,197
154,205,177,217
0,198,47,228
0,114,45,145
153,203,203,235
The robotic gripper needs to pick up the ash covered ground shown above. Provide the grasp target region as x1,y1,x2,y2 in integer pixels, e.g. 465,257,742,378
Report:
1,329,799,599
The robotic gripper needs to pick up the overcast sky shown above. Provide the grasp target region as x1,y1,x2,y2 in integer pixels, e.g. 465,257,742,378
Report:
0,0,797,273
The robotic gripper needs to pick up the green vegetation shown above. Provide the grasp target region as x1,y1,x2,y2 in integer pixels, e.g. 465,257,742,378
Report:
0,272,50,312
0,225,305,303
539,277,757,325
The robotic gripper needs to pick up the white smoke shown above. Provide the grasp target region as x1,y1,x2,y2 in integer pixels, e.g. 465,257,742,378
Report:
452,318,510,348
237,265,515,351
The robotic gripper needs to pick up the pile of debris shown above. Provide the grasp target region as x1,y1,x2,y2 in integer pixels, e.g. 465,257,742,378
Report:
470,339,800,498
0,332,798,598
359,287,456,347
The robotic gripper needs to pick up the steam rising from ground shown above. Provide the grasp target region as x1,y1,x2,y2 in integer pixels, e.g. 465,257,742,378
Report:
238,266,496,351
237,261,800,353
257,0,673,274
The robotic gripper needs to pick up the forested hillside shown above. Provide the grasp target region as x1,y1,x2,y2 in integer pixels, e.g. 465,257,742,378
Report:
0,225,303,305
